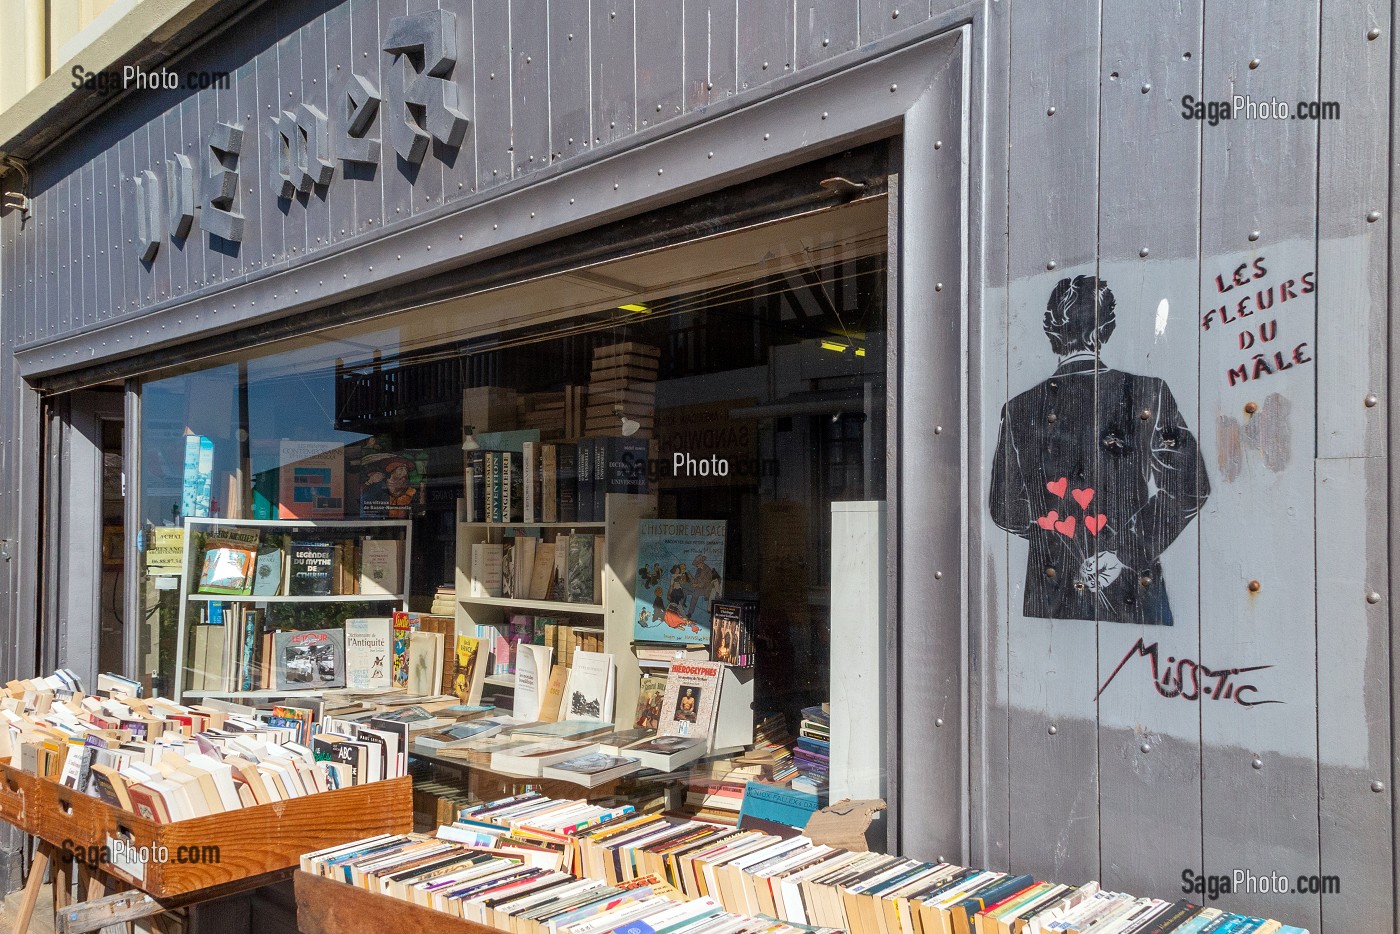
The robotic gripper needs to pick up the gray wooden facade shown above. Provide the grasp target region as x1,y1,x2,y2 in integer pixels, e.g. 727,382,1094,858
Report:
0,1,1393,931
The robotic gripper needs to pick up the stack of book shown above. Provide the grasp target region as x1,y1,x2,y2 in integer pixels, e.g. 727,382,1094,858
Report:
563,809,1311,934
0,672,407,824
585,341,659,438
429,585,456,616
302,830,849,933
732,713,798,785
517,390,567,437
468,532,604,606
792,705,830,798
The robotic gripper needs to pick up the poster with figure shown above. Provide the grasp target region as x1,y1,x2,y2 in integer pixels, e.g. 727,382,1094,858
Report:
633,519,727,644
991,275,1210,625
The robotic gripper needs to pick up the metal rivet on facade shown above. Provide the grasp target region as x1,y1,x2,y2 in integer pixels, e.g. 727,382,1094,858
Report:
1139,409,1152,420
892,8,900,17
934,426,943,434
1252,756,1263,770
1139,247,1149,257
822,38,829,46
1045,567,1056,578
934,717,943,727
1048,725,1058,735
493,224,498,229
614,183,619,190
1372,780,1385,792
568,33,573,39
890,84,898,92
935,282,943,291
707,152,714,159
1140,743,1151,754
1365,393,1379,407
821,112,828,120
526,56,532,63
1141,82,1151,93
1367,591,1382,605
1248,58,1260,69
458,234,464,240
569,198,575,204
935,571,943,579
1248,230,1261,241
763,134,769,141
610,10,615,16
1244,401,1259,414
1047,414,1057,424
762,62,769,69
707,82,714,90
934,140,942,149
610,121,616,129
1367,210,1381,222
1047,106,1056,116
368,266,373,272
1247,580,1262,593
1046,260,1057,270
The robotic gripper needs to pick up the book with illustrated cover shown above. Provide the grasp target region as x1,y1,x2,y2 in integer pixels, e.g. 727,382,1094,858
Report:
710,598,758,667
344,617,393,690
634,674,666,731
181,435,214,519
197,547,257,595
273,629,345,690
391,611,417,688
277,441,345,519
655,661,723,742
250,545,284,596
353,448,426,519
451,635,487,705
288,541,335,596
633,519,727,645
565,534,595,605
540,752,641,787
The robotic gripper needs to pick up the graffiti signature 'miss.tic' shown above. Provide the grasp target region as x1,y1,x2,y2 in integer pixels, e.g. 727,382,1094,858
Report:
1094,639,1281,707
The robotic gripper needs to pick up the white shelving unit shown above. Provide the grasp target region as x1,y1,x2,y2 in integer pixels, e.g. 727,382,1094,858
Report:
455,493,657,727
173,516,412,700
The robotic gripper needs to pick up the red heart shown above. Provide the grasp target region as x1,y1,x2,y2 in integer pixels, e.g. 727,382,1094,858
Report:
1072,488,1095,510
1054,515,1077,537
1084,514,1107,536
1046,477,1069,498
1036,511,1059,530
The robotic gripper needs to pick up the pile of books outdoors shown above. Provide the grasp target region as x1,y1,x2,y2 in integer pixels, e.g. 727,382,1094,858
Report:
305,791,1310,934
0,671,439,823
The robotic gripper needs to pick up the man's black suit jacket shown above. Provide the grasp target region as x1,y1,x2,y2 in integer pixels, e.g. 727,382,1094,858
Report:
990,357,1209,625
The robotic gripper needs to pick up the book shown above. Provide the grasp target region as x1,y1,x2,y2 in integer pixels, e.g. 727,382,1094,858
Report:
577,437,595,522
359,539,404,595
471,544,504,598
391,611,416,688
512,644,554,720
541,445,558,523
737,783,821,830
565,535,596,605
251,545,284,596
181,434,214,519
562,651,614,723
344,618,393,690
556,444,578,522
417,720,505,749
710,599,757,667
620,734,708,771
451,635,488,705
634,675,666,731
277,441,345,519
407,630,445,696
274,629,346,690
656,661,723,743
600,437,650,495
632,519,726,644
355,450,424,519
197,547,256,595
541,752,641,787
537,664,568,722
489,740,597,777
288,541,336,596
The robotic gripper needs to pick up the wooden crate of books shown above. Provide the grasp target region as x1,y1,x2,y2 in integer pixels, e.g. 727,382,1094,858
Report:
35,774,113,852
295,869,497,934
0,764,39,834
99,775,413,898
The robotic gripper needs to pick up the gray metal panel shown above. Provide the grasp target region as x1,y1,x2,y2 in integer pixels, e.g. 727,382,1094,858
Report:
80,158,98,329
322,0,357,244
1001,0,1102,884
1197,0,1322,927
211,50,243,286
897,26,968,863
796,1,857,71
117,133,139,318
377,0,414,225
167,100,191,298
440,0,478,202
682,0,737,108
253,5,287,269
405,0,447,214
591,0,635,145
1316,4,1388,461
548,0,591,162
510,0,551,176
105,146,126,321
1092,0,1205,896
861,0,924,46
474,0,513,191
229,25,261,276
1315,458,1392,932
633,3,683,134
278,9,308,260
736,0,792,93
349,0,387,238
149,100,176,305
302,0,339,240
56,170,72,336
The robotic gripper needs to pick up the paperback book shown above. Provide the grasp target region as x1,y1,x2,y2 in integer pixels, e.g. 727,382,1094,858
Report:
632,519,726,645
273,629,346,690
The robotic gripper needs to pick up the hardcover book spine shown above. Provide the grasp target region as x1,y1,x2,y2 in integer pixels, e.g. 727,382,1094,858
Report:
557,444,579,523
577,437,594,522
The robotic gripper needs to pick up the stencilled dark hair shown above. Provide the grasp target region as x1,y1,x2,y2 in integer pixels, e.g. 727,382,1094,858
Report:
1043,275,1116,355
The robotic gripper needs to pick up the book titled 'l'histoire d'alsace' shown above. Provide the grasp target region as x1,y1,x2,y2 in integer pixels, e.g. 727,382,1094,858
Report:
632,519,726,645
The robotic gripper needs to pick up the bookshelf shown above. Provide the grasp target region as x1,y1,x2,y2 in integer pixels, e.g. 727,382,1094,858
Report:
173,516,413,700
455,492,657,727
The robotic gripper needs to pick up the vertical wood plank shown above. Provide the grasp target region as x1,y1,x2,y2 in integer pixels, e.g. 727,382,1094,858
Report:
592,0,635,145
1197,0,1322,928
795,1,857,71
736,0,793,94
634,3,683,133
682,0,737,109
999,0,1101,884
548,0,590,163
474,0,513,191
1092,0,1206,897
510,0,551,177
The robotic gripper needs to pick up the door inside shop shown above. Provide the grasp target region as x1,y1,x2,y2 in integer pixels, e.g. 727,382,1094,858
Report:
41,386,127,690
